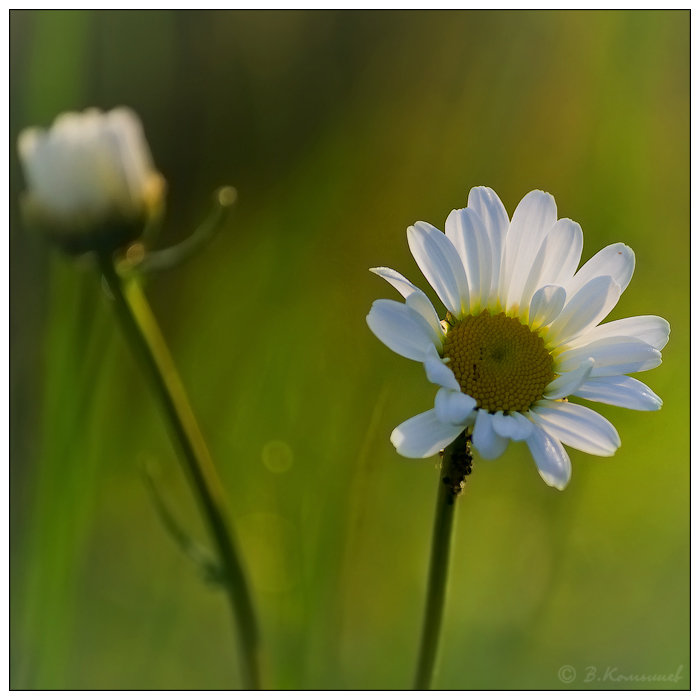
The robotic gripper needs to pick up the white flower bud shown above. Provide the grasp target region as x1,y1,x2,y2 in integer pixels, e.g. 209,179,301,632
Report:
17,107,165,254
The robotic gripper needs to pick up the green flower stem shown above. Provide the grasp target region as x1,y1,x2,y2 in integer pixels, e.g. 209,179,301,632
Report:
414,431,472,690
98,252,261,690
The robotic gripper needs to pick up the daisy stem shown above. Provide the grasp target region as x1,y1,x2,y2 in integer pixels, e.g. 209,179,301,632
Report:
414,431,472,690
97,252,261,690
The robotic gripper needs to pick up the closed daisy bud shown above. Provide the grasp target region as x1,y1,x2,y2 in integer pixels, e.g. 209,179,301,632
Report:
17,107,165,254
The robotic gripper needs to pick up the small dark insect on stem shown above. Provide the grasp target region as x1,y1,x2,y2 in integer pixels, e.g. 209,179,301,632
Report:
439,430,472,503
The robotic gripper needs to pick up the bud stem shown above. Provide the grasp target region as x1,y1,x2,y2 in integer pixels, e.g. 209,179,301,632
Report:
414,431,472,690
97,252,261,689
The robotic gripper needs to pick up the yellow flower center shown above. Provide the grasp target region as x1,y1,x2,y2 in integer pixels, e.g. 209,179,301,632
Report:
442,310,554,413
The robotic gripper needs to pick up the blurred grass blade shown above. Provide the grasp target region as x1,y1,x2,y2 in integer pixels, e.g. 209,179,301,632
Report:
98,253,261,688
143,464,223,585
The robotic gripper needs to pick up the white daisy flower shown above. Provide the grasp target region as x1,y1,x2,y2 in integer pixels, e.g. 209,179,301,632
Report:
367,187,669,489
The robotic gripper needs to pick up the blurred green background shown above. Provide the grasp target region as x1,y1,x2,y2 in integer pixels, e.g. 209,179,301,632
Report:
10,9,689,690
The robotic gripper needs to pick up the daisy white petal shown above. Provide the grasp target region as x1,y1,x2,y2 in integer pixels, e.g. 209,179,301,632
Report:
526,424,571,490
543,358,595,400
369,265,427,297
467,186,509,292
408,221,470,317
467,186,509,241
565,243,635,299
528,284,567,329
435,387,477,425
390,409,464,458
491,411,533,441
406,292,444,338
424,354,460,390
513,240,547,314
369,266,444,338
366,299,440,361
573,375,663,411
530,401,621,456
557,337,662,376
502,190,557,309
546,275,621,345
537,218,584,286
445,207,492,310
519,218,583,308
472,410,509,459
567,315,670,351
